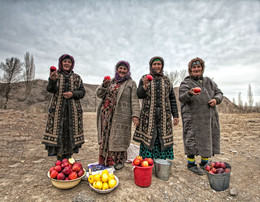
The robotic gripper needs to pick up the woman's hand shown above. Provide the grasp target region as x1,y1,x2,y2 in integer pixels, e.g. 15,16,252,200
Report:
132,117,139,127
189,87,201,95
103,79,110,88
50,71,58,80
208,99,217,107
173,117,179,126
63,91,73,99
142,77,149,90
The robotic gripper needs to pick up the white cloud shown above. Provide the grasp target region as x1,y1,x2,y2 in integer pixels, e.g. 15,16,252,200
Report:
0,0,260,104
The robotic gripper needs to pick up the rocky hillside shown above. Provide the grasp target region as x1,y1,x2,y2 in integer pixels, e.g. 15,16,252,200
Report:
0,80,237,113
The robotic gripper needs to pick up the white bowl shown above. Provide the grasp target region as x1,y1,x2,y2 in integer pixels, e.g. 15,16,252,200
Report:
89,175,119,194
47,169,86,189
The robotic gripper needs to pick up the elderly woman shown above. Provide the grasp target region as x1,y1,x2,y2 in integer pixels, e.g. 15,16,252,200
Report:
42,54,85,160
133,56,179,160
179,57,223,175
96,61,140,170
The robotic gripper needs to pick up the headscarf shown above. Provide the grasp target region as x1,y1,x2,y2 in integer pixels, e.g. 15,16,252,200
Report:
149,56,164,77
114,60,132,83
58,54,75,73
188,57,205,77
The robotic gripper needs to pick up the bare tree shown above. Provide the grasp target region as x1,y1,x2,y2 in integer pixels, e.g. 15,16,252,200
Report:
238,92,243,113
179,70,188,82
244,102,248,113
23,52,35,101
165,70,179,87
0,57,23,109
247,84,254,112
232,97,236,105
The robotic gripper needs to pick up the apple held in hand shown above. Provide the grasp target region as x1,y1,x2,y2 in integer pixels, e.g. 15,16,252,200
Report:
104,76,111,81
193,87,201,93
146,75,153,81
50,66,57,72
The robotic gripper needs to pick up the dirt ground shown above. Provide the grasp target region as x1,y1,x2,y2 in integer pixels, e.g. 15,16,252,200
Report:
0,110,259,202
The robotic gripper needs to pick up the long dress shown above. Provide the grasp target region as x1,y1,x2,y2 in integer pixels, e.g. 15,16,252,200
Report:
99,80,127,166
134,75,179,159
42,71,85,159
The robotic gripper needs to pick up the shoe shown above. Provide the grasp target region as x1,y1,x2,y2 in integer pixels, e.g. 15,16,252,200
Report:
188,165,204,175
199,162,207,170
115,163,124,170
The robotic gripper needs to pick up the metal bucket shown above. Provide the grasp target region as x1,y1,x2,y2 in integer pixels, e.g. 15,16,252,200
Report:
154,159,172,181
206,162,231,191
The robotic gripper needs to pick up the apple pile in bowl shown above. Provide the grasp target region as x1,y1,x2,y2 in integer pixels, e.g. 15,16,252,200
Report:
47,158,86,189
132,156,154,167
204,161,231,175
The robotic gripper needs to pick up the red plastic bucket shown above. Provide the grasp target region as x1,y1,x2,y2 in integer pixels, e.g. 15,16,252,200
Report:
132,162,154,187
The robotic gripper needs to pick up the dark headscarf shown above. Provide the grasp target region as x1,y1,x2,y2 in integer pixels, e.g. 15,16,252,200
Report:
188,57,205,77
58,54,75,73
149,56,164,77
114,60,132,83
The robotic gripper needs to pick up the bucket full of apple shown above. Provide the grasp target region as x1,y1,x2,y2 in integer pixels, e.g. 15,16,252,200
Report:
132,156,154,187
204,161,231,191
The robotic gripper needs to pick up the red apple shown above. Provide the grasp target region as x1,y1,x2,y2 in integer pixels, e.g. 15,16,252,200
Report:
193,87,201,93
50,170,58,179
212,167,217,173
205,165,211,172
141,160,149,167
146,75,153,81
50,66,57,72
147,158,154,166
72,163,81,172
133,158,141,166
57,172,66,180
210,162,215,168
220,162,226,169
55,160,62,166
62,158,68,163
55,165,62,172
77,169,84,177
61,161,69,168
209,171,214,174
136,156,143,161
216,168,224,174
224,168,231,173
69,172,78,180
65,177,69,181
215,162,221,168
49,166,55,173
62,166,72,175
104,76,111,81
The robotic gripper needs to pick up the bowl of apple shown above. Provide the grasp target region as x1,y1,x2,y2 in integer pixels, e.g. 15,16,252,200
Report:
47,158,86,189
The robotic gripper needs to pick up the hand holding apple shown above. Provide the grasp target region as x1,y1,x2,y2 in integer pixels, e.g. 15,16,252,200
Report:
146,75,153,81
104,75,111,81
50,66,57,72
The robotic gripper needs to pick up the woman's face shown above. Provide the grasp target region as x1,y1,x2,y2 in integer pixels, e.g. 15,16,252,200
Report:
191,64,203,77
62,59,72,71
117,66,128,77
152,61,162,73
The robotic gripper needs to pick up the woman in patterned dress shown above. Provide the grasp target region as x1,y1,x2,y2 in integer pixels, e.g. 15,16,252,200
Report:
42,54,85,160
133,56,179,160
96,61,140,170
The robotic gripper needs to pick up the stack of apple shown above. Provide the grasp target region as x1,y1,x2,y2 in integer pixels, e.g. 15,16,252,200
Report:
49,158,84,180
133,156,154,167
205,162,231,174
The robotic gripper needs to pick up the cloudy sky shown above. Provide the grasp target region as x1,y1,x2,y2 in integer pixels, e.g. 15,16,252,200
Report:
0,0,260,104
